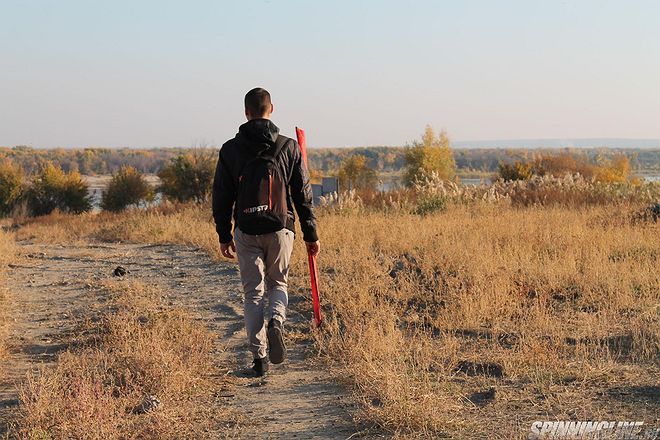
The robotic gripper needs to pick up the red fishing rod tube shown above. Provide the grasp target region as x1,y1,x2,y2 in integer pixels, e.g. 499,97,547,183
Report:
296,126,322,327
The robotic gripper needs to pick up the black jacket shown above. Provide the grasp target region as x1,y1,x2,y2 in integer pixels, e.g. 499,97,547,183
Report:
212,119,318,244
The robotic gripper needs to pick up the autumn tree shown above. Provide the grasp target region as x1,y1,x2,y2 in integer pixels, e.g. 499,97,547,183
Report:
593,154,632,183
157,149,215,203
337,154,377,191
26,163,91,216
537,153,595,179
404,125,456,185
498,161,535,181
101,166,155,212
499,152,635,183
0,160,26,216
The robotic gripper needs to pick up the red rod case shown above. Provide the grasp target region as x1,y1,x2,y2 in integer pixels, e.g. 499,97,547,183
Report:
295,127,322,328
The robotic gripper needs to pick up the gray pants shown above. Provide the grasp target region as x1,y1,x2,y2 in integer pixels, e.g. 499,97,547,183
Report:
234,228,294,359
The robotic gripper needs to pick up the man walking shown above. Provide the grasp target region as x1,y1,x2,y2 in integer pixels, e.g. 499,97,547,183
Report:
212,88,320,377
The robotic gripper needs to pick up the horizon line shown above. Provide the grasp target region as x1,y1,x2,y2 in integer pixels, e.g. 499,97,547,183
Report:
3,137,660,150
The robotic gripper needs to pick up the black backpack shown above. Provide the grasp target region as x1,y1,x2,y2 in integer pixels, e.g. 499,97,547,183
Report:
235,136,289,234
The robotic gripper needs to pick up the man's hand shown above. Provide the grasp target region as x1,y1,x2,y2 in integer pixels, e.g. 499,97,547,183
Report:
220,240,236,259
305,240,320,257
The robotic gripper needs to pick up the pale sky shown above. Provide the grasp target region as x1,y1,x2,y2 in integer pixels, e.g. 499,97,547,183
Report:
1,0,659,148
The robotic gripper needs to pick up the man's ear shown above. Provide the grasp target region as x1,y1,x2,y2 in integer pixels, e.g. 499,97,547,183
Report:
269,103,274,115
245,109,251,120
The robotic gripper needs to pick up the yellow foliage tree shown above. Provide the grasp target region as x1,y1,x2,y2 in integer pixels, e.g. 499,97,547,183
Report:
498,161,535,181
404,125,456,185
337,154,377,191
27,163,91,216
593,155,631,183
0,160,25,216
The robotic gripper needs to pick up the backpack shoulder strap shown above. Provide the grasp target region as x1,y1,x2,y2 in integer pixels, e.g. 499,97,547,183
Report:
253,135,289,165
240,135,290,172
269,135,289,159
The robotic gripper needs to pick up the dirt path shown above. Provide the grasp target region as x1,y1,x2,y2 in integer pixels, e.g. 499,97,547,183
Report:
1,242,369,439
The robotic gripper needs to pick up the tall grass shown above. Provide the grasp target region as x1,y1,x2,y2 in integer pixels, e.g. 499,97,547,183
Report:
15,280,228,439
333,173,659,211
10,181,660,438
289,205,658,437
0,229,16,370
14,203,220,259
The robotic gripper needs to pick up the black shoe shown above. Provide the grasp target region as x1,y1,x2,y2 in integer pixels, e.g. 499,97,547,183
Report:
267,318,287,364
251,356,269,377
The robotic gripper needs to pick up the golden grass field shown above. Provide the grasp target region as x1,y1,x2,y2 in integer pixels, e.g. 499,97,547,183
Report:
0,229,17,368
301,206,658,437
6,196,658,438
15,279,221,438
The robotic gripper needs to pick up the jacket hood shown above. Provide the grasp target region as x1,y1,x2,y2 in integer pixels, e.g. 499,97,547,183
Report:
237,119,279,154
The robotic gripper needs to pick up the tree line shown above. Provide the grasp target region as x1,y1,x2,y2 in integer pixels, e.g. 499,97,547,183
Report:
0,151,215,217
1,128,652,217
328,127,644,191
2,144,655,178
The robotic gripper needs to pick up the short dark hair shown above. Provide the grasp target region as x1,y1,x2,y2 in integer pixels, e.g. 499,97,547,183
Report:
244,87,272,117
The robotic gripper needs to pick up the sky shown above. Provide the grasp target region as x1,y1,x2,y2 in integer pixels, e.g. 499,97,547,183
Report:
1,0,660,148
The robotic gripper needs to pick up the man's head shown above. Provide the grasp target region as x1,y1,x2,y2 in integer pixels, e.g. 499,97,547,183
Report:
244,87,273,120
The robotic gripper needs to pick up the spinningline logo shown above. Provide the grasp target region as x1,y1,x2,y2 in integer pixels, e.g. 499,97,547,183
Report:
528,421,659,439
243,205,268,214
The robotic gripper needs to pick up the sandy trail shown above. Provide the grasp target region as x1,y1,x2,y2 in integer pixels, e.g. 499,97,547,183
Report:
1,241,367,439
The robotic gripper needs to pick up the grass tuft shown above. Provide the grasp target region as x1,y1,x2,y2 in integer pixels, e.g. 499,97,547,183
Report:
14,280,229,439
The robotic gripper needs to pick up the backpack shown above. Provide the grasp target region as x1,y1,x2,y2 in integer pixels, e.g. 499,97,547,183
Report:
235,136,289,234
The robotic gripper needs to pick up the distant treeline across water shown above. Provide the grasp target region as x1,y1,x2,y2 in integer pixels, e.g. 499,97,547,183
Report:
2,145,658,177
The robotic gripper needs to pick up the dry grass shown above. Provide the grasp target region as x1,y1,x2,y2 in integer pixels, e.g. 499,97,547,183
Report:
0,229,17,369
13,204,221,259
320,174,660,212
0,229,16,267
9,196,660,438
291,205,659,438
13,279,230,439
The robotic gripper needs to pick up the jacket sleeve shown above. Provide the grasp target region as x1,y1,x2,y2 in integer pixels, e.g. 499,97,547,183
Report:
289,141,319,242
212,149,236,244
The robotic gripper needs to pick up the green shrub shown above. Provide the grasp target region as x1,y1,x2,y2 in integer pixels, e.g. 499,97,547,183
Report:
157,150,215,203
0,160,26,216
101,166,154,212
413,195,447,216
27,163,91,216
